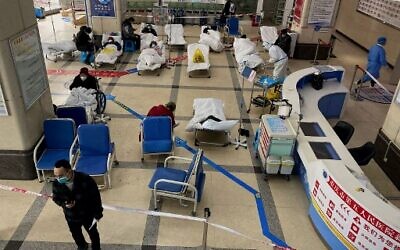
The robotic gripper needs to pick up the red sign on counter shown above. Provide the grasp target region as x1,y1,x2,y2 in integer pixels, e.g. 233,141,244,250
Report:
312,171,400,250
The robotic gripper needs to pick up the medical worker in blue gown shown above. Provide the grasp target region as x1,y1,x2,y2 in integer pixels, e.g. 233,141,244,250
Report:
358,36,387,87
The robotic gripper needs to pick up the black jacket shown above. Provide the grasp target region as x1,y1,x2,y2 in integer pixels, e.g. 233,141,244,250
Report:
275,34,292,56
75,30,94,52
52,171,103,222
122,20,135,40
69,75,99,91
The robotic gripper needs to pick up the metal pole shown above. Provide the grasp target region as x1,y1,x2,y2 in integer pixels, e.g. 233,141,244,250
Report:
326,41,332,64
49,1,57,42
349,64,359,95
311,39,320,65
202,208,211,250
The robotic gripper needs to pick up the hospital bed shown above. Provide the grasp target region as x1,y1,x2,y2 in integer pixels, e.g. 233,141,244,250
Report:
199,26,224,52
140,23,159,50
186,98,238,146
137,40,166,76
187,43,211,78
233,37,264,72
43,40,78,62
165,24,186,50
95,32,124,69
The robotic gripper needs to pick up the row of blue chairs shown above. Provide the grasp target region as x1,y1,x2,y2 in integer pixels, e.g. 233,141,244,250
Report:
34,115,205,213
33,119,117,189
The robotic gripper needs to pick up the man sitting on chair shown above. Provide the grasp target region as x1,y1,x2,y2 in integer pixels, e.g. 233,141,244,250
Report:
147,102,179,128
69,67,98,91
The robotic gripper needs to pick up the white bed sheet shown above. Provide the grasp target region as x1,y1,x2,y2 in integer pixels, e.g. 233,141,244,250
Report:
199,26,224,52
233,38,264,70
260,26,278,44
187,43,210,73
185,98,238,132
137,41,166,71
140,33,158,50
165,24,186,45
96,33,123,64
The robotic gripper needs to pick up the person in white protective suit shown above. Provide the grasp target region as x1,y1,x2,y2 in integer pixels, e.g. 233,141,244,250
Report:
263,42,288,79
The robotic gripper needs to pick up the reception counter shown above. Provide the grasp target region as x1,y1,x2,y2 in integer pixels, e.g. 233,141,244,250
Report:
282,66,400,250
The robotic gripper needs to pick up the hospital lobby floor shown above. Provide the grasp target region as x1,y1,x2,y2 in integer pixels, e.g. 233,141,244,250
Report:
0,14,399,250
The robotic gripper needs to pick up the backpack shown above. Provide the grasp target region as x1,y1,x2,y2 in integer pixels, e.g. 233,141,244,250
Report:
311,73,324,90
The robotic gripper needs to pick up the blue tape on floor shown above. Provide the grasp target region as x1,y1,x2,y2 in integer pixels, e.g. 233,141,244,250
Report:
109,98,290,248
127,68,138,74
256,196,288,247
106,95,145,120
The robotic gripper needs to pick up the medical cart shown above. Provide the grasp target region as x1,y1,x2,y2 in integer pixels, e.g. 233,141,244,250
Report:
258,115,296,179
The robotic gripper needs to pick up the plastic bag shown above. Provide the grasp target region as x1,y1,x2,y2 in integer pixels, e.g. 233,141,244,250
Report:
192,48,205,63
266,87,280,100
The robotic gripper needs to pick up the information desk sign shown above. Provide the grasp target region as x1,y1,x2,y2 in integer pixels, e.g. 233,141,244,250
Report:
312,169,400,250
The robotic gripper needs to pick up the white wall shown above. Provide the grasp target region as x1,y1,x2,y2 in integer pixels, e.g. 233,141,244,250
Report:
382,80,400,147
335,0,400,66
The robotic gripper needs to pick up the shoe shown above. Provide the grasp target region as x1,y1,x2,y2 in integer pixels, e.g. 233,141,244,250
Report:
370,81,375,87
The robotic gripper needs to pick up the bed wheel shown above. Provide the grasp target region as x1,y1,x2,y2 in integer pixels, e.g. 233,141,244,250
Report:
189,75,192,78
138,72,141,76
157,73,160,76
194,140,199,146
141,157,144,162
208,75,211,78
191,211,196,216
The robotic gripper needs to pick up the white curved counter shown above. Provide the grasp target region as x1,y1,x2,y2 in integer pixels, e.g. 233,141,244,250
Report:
282,66,400,250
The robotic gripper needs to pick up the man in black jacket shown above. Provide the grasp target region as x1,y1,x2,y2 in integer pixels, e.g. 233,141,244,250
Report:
274,28,292,57
121,17,140,50
52,159,103,250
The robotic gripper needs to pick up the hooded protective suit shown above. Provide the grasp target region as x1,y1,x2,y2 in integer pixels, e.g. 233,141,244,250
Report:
264,42,288,79
362,36,387,83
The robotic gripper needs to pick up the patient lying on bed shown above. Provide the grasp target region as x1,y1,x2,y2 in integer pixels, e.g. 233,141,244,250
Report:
137,41,166,71
186,98,238,132
199,27,224,52
233,36,264,71
95,37,123,66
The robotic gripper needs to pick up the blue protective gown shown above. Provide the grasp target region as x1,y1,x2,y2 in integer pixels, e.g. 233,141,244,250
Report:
362,44,387,82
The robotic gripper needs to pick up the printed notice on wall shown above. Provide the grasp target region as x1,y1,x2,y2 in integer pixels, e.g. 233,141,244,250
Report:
308,0,337,25
90,0,115,17
0,77,8,116
312,170,400,249
9,28,49,110
357,0,400,29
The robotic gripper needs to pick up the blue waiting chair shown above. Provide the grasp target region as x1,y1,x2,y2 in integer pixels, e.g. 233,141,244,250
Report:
148,149,206,215
140,116,174,161
73,124,117,189
226,17,241,37
33,118,77,182
56,106,88,128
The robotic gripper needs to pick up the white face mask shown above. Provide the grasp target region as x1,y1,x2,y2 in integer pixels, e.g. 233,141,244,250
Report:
80,76,87,81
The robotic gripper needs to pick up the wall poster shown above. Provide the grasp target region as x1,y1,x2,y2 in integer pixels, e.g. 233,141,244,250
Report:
308,0,337,25
357,0,400,29
90,0,115,17
9,27,49,110
293,0,305,24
